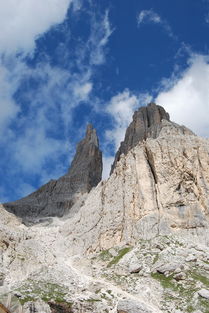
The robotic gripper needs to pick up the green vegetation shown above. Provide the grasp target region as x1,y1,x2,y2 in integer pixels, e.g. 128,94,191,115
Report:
16,281,71,305
198,297,209,313
186,304,195,313
107,247,132,267
151,270,209,313
86,298,101,302
151,272,178,291
190,271,209,287
99,249,112,261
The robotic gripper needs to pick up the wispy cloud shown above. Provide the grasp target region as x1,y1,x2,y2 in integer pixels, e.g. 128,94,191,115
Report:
0,4,113,201
137,9,174,38
89,10,113,65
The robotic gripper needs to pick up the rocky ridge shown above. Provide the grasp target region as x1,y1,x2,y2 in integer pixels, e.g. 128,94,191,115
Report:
0,103,209,313
3,124,102,223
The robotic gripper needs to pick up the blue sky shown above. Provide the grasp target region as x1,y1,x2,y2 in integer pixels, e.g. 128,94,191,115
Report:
0,0,209,202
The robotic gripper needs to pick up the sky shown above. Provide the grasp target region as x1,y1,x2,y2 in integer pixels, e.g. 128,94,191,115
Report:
0,0,209,202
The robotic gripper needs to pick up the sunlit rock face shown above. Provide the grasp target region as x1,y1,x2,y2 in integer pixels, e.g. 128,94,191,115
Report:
3,124,102,222
63,119,209,255
1,103,209,313
110,103,170,174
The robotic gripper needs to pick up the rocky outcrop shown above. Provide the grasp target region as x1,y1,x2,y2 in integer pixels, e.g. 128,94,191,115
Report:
117,299,154,313
1,103,209,313
111,103,170,174
3,124,102,222
62,119,209,255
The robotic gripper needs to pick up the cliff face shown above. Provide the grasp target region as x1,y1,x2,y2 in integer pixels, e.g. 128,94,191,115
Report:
110,103,170,174
62,119,209,254
3,124,102,222
1,103,209,313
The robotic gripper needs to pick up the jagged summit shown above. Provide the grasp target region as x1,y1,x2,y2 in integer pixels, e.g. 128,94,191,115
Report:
111,102,170,174
3,124,102,222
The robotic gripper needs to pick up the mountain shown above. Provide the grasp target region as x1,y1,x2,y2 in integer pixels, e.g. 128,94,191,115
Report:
110,102,170,174
3,124,102,223
0,103,209,313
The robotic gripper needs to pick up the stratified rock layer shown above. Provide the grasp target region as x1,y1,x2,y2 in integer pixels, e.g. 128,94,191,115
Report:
62,120,209,254
3,124,102,222
111,103,170,174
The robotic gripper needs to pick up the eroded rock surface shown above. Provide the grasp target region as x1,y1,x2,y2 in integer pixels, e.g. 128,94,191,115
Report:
62,120,209,255
111,103,170,174
3,124,102,222
1,104,209,313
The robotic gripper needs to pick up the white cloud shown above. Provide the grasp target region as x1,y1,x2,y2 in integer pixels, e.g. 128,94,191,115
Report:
102,156,114,180
74,82,92,100
103,90,151,177
0,61,92,178
156,54,209,137
0,65,20,131
0,7,113,200
138,9,162,25
137,9,174,38
0,0,72,55
89,10,113,65
106,90,151,149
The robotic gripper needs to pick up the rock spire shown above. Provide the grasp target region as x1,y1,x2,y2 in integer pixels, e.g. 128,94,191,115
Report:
110,102,170,174
3,124,102,222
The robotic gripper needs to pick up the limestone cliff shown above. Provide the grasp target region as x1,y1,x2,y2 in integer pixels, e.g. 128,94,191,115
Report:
3,124,102,222
1,104,209,313
111,103,170,174
62,119,209,254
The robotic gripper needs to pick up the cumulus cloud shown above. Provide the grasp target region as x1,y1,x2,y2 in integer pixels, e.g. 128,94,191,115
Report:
137,9,174,38
0,0,72,55
156,54,209,137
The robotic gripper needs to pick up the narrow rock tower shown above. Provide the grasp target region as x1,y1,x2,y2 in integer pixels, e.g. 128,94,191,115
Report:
4,124,102,222
110,103,170,174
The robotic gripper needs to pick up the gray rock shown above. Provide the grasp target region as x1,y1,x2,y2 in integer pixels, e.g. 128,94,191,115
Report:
198,289,209,299
3,124,102,222
185,255,197,262
23,299,52,313
117,299,154,313
156,263,183,275
173,272,186,281
111,103,170,174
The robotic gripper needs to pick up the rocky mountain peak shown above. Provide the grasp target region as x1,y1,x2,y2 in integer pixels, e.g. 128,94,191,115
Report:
1,103,209,313
3,124,102,222
110,102,170,174
85,123,99,146
67,123,102,190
